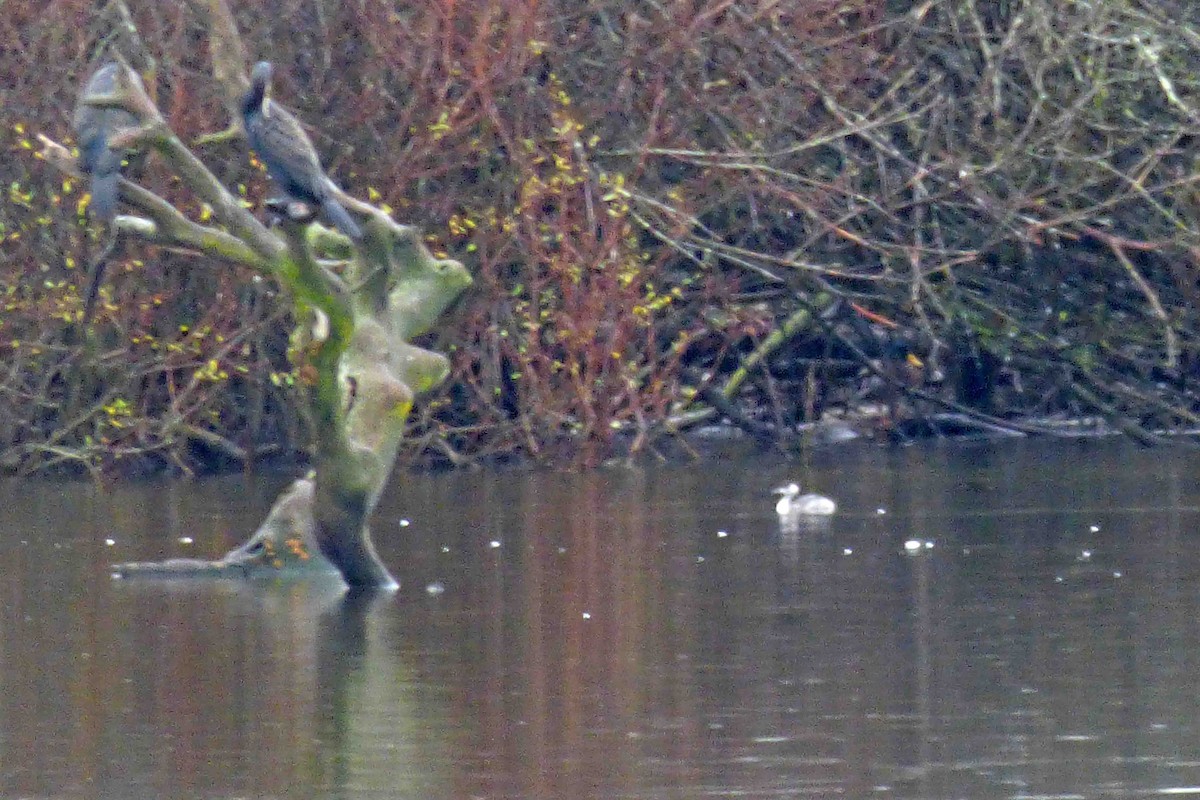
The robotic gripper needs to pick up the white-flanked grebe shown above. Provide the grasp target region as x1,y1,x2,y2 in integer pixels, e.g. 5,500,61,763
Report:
773,483,836,516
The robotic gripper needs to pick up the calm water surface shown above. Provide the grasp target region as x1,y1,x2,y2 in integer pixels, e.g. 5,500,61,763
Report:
3,440,1200,799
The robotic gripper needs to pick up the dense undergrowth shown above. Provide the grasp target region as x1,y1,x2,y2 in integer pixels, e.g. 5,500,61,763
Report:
4,0,1200,475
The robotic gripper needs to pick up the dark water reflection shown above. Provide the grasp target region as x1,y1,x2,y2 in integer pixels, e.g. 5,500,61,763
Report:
4,440,1200,798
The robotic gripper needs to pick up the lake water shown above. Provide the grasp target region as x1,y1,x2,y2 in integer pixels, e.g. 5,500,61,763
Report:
3,439,1200,799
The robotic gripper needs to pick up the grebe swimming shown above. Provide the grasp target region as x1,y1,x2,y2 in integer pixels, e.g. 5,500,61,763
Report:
773,483,836,516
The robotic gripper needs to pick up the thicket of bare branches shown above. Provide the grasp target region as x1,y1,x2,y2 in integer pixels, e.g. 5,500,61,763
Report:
4,0,1200,475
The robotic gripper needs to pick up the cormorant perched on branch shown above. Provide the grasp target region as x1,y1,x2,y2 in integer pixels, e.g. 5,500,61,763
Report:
74,62,137,225
73,62,140,323
241,61,362,240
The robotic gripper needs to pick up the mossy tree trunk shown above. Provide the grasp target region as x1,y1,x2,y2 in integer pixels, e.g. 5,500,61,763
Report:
39,5,470,589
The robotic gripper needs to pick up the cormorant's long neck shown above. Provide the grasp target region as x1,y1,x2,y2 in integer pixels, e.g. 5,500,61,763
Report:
242,77,267,118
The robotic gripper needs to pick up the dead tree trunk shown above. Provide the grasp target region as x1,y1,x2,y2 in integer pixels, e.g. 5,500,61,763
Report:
40,17,469,589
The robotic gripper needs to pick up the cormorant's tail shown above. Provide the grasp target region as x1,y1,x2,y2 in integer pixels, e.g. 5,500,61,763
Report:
81,231,120,327
320,192,362,240
82,258,108,325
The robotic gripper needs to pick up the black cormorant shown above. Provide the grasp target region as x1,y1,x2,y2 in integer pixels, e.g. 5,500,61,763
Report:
73,61,140,322
74,62,137,225
241,61,361,240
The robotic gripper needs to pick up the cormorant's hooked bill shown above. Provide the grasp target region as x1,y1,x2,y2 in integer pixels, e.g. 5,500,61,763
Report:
242,61,362,240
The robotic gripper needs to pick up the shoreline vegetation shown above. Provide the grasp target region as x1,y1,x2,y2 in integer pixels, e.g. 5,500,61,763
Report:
6,2,1200,479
